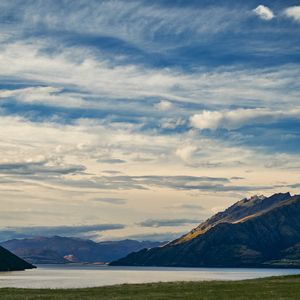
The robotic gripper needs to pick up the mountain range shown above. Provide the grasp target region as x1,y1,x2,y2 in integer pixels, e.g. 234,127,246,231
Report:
1,237,163,264
111,192,300,268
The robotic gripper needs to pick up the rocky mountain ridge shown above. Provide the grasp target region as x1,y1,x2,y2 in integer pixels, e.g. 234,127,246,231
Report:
111,193,300,268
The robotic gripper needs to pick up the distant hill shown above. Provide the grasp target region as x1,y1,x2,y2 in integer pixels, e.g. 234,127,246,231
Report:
110,193,300,268
1,237,164,264
0,245,35,271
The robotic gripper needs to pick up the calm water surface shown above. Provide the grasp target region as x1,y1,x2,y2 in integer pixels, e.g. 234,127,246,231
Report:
0,265,300,289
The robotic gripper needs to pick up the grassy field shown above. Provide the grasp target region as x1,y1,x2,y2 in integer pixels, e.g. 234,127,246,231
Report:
0,275,300,299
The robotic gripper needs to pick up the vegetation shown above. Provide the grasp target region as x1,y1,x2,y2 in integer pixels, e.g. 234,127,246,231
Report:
1,275,300,299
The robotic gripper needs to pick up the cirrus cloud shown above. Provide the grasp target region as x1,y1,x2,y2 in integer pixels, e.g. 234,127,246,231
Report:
0,224,125,241
138,218,201,228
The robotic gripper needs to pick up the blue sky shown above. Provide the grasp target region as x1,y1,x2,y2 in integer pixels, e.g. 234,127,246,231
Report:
0,0,299,241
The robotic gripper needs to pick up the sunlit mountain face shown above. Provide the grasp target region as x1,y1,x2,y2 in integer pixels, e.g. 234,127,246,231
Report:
111,193,300,267
0,0,299,242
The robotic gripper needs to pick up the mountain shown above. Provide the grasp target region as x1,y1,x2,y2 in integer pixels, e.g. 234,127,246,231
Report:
0,236,163,264
110,192,300,268
0,245,35,271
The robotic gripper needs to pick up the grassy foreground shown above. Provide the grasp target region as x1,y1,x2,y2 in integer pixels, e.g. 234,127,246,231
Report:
1,275,300,299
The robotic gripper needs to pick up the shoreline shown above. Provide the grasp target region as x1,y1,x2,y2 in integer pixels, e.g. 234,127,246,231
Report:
32,262,300,269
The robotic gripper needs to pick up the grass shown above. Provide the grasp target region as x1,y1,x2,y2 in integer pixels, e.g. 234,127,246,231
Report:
1,275,300,299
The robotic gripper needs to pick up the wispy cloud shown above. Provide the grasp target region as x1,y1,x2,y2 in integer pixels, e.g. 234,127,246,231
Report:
97,158,126,164
93,198,127,205
46,175,284,193
0,86,87,109
3,0,244,49
123,232,185,242
0,224,125,242
138,218,201,228
0,161,85,176
167,203,205,211
2,41,299,105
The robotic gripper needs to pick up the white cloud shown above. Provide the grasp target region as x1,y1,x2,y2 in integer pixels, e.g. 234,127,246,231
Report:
176,145,198,164
190,108,300,130
155,100,173,111
284,6,300,22
190,111,223,131
253,5,274,20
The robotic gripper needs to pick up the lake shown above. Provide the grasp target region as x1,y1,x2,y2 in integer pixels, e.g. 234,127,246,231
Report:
0,265,300,289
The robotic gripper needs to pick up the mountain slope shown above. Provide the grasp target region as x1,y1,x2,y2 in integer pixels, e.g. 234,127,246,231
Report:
1,237,163,264
0,245,35,271
169,192,291,246
110,193,300,268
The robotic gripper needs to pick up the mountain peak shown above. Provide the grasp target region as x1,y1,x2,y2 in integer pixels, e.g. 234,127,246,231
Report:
168,192,292,246
241,194,266,203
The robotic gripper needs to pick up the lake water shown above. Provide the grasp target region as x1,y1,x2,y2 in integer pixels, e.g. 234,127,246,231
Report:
0,265,300,289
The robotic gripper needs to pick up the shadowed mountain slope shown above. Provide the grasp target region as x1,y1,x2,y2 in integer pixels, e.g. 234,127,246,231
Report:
0,245,35,271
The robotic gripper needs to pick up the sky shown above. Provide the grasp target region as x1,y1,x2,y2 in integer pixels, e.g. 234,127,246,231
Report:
0,0,300,242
